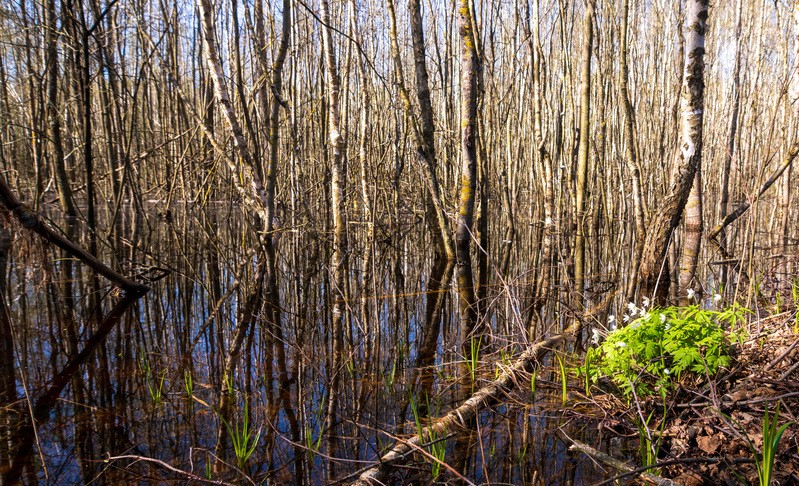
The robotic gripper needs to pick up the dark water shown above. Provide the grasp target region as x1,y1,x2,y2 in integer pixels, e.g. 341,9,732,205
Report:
0,202,624,485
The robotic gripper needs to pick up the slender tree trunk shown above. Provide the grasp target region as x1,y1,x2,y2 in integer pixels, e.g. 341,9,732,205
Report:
319,0,347,478
573,0,594,309
0,226,17,468
266,0,304,482
197,0,270,223
717,0,743,291
619,0,646,303
638,0,708,304
452,1,482,473
386,0,453,261
524,0,555,338
790,1,799,123
46,0,76,217
456,0,480,349
785,2,799,277
386,0,455,413
679,161,703,300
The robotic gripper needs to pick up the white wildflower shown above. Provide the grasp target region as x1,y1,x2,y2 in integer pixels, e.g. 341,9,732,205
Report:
545,217,553,226
623,313,631,323
713,293,722,303
659,313,666,324
687,288,696,300
642,297,650,309
610,322,617,331
663,368,671,376
608,314,616,325
639,307,647,317
627,302,637,313
665,323,671,330
616,341,627,348
591,329,601,345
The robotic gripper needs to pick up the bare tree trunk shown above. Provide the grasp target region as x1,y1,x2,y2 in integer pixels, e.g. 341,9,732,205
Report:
638,0,708,304
45,0,76,217
263,0,303,481
573,0,594,309
197,0,270,223
456,0,480,348
717,0,743,292
0,225,17,469
386,0,454,261
782,0,799,278
524,0,555,338
319,0,347,478
452,2,481,472
386,0,455,413
196,0,283,467
678,162,703,300
790,1,799,123
619,0,646,303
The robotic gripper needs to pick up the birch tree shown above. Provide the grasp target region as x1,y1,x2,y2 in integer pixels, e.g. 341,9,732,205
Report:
638,0,708,303
319,0,348,478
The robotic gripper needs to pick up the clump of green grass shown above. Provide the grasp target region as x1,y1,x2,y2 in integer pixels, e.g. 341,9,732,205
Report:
754,404,792,486
410,393,446,480
139,353,167,406
220,400,261,470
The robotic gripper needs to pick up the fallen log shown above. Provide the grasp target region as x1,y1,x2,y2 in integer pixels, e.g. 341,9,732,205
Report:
350,293,614,485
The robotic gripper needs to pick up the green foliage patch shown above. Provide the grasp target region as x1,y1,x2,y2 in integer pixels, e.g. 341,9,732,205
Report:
580,304,747,399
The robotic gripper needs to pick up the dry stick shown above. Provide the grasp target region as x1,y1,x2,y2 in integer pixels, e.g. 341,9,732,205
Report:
780,361,799,380
765,335,799,371
105,455,240,486
707,143,799,255
558,431,675,486
674,391,799,409
349,293,615,485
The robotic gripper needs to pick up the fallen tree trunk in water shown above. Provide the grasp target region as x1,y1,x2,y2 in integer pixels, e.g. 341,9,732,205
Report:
349,293,615,485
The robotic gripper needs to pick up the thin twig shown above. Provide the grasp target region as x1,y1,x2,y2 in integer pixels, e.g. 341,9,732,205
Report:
766,335,799,371
105,455,239,485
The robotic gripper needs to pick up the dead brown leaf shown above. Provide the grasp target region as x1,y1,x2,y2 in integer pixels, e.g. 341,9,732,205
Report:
697,434,721,454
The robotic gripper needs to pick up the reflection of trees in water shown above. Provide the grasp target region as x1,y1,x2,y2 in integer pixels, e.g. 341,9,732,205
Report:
0,0,796,483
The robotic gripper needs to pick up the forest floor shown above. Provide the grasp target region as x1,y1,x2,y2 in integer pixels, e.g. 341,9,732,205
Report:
568,313,799,485
576,312,799,486
669,315,799,485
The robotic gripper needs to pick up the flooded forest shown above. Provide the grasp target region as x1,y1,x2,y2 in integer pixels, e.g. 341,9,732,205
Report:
1,0,799,484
